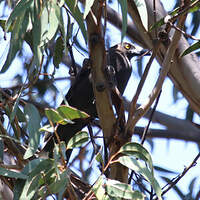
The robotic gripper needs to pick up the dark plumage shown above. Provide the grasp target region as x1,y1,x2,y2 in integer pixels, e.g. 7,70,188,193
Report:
43,42,149,160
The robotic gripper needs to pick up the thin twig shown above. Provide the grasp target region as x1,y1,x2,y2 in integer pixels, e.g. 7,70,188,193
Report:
126,45,158,132
49,121,66,167
157,152,200,199
141,90,162,145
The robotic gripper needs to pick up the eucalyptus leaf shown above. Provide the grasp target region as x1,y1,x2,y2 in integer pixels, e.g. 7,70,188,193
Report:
0,167,27,179
134,0,148,31
118,142,153,172
181,41,200,57
65,0,87,43
83,0,95,19
67,131,89,149
57,105,89,120
118,0,128,41
106,179,145,200
24,103,41,159
118,156,162,200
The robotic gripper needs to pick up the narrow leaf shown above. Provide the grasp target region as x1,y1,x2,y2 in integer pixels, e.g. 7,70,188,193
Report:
118,156,162,200
53,36,64,68
5,0,33,32
24,104,41,159
67,131,89,149
134,0,148,30
118,0,128,41
92,176,106,200
0,167,27,179
65,0,87,43
83,0,95,19
181,41,200,57
118,142,153,172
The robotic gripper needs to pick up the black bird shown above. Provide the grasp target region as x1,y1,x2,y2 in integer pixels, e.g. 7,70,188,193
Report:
43,42,149,160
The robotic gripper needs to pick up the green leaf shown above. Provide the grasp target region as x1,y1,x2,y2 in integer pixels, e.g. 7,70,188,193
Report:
65,0,87,44
45,108,64,123
5,0,33,32
67,131,89,149
96,152,104,165
134,0,148,30
106,179,145,200
24,103,41,159
1,10,30,73
181,41,200,57
189,1,200,13
45,108,72,125
118,156,162,200
0,19,6,30
150,1,199,32
10,90,22,123
53,36,64,68
16,106,26,122
118,0,128,41
40,0,60,47
29,159,54,178
47,170,69,194
53,142,67,161
0,167,27,179
92,176,106,200
13,179,26,200
21,174,42,200
39,124,54,133
13,159,45,200
83,0,95,19
57,105,89,120
118,142,153,172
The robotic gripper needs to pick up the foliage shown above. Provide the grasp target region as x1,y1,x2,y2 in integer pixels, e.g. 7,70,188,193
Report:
0,0,199,199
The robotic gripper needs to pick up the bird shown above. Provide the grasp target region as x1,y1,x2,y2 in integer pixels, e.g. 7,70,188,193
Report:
43,42,149,160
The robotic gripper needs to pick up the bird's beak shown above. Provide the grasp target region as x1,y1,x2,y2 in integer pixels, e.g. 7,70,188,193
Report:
128,48,151,59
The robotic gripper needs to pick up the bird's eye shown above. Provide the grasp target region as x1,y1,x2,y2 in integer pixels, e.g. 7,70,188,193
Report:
124,44,131,50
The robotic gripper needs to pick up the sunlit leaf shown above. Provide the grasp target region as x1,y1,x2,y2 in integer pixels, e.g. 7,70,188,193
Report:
67,131,89,149
118,156,162,200
106,179,145,199
83,0,95,19
92,176,106,200
40,0,60,47
118,142,153,172
39,124,54,133
57,105,89,120
45,108,73,125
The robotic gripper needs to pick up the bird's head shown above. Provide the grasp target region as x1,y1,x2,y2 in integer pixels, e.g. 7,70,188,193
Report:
111,42,150,60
